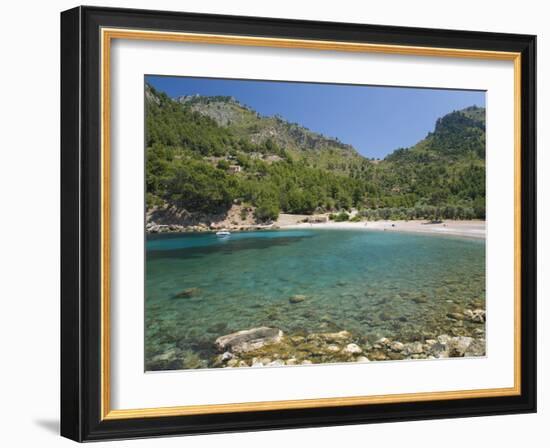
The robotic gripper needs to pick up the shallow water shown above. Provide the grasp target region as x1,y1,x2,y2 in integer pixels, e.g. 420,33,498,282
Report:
145,229,485,370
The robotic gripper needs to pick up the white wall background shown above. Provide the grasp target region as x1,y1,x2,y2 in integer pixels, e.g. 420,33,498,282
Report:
0,0,546,446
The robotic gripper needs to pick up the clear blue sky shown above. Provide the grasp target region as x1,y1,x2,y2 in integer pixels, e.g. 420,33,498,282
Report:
146,75,485,159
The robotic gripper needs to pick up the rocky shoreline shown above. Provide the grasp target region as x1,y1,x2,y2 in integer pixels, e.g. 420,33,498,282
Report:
146,203,277,234
146,221,277,234
211,325,485,369
147,306,486,370
146,213,485,240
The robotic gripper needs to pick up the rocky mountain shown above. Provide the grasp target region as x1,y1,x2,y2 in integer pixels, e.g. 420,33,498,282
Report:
386,106,486,163
176,93,359,160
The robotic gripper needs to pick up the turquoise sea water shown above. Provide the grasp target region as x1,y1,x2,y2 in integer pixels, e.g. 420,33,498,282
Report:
145,229,485,370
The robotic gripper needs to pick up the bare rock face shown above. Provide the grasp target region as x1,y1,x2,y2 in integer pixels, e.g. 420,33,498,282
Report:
215,327,283,354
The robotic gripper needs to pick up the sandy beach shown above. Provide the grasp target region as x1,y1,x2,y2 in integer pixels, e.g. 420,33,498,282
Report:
276,214,486,239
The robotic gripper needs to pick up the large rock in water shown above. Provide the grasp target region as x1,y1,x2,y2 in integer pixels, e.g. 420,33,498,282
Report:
447,336,474,357
342,343,362,355
464,309,486,323
215,327,283,353
289,294,306,304
429,335,476,358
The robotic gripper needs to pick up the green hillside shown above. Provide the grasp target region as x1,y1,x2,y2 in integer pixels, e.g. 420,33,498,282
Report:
175,91,363,172
145,83,485,223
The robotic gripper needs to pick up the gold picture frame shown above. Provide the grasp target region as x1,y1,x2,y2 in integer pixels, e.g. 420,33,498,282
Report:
61,6,536,441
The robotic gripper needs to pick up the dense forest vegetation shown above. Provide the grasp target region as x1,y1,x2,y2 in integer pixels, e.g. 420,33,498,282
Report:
145,83,486,222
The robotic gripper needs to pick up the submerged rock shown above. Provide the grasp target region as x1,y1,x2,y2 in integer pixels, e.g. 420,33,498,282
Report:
315,330,352,343
207,322,228,334
215,327,283,353
290,336,305,344
446,312,463,321
151,348,178,363
289,294,306,304
173,287,201,299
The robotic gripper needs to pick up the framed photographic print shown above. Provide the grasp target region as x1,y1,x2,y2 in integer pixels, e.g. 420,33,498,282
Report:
60,6,536,442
